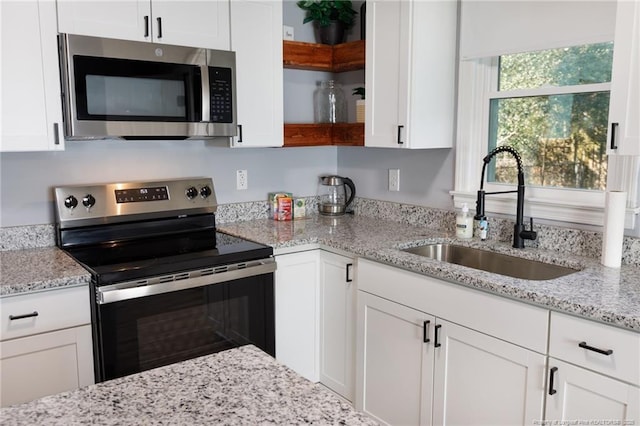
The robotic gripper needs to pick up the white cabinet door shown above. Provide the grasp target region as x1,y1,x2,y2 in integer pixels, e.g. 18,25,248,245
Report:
152,0,230,50
432,319,546,426
230,0,283,147
546,359,640,423
57,0,230,49
365,0,457,149
607,0,640,155
0,325,94,407
318,251,355,401
274,251,320,382
0,0,64,152
57,0,150,42
356,291,434,426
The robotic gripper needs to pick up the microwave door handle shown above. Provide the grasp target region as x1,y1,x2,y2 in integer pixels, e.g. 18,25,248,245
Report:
201,65,211,124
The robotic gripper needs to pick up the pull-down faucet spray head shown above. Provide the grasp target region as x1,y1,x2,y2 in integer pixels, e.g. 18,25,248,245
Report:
476,146,536,248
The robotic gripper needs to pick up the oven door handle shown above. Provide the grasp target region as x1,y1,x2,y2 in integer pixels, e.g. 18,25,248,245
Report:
96,258,276,304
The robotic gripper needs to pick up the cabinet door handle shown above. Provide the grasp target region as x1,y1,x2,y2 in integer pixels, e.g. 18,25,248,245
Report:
434,324,442,347
9,311,39,321
610,122,618,150
144,16,149,37
345,263,353,282
157,17,163,38
397,125,404,145
423,320,431,343
53,123,60,145
548,366,558,395
578,341,613,356
237,124,243,143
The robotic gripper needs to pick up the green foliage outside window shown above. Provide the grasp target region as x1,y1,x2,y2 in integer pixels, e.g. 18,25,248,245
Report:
488,42,614,191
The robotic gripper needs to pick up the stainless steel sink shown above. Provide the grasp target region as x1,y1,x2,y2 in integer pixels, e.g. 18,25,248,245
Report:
402,243,579,280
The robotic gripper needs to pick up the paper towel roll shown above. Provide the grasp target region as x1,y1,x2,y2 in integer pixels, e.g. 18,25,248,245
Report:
601,191,627,267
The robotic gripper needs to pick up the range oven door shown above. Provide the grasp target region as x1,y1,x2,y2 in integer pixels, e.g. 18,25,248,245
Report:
93,269,274,382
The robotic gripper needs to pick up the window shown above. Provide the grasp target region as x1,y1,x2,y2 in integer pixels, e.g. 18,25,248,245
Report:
453,42,638,228
487,43,613,191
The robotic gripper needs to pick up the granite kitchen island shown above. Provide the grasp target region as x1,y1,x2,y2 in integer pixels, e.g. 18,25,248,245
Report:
0,345,377,425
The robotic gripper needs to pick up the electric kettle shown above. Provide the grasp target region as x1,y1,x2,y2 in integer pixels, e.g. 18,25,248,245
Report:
318,175,356,216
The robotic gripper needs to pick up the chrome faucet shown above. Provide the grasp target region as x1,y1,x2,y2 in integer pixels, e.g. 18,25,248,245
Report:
475,146,537,248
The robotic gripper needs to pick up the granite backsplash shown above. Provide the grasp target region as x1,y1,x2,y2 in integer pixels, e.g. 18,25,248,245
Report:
2,197,639,267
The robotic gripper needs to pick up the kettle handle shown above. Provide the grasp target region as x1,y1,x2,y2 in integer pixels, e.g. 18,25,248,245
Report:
343,177,356,209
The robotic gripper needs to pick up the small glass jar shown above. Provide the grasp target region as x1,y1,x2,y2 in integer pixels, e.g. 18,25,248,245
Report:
314,80,347,123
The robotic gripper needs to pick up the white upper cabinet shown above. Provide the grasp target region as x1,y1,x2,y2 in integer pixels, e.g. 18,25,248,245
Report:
230,0,283,147
607,0,640,155
57,0,230,50
1,0,64,152
365,0,457,149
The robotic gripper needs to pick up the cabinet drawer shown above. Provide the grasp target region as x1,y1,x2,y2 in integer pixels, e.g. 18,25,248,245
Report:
549,311,640,386
1,286,90,341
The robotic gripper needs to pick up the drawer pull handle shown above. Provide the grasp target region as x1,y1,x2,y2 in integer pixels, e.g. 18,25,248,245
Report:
578,341,613,356
423,320,431,343
548,366,558,395
9,311,39,321
346,263,353,283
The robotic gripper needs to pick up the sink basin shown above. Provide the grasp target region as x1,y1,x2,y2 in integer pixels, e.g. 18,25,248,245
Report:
402,243,579,280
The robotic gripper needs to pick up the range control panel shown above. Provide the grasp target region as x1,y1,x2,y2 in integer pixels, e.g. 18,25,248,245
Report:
54,177,217,227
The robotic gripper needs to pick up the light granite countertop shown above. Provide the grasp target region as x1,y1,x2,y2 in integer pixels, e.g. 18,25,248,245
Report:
2,215,639,332
0,345,377,425
218,215,640,332
0,247,90,296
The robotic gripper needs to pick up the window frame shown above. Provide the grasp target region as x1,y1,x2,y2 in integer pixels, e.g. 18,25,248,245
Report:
452,57,640,229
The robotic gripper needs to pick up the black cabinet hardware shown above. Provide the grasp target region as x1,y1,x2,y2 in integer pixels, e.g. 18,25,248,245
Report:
434,324,442,347
54,123,60,145
578,341,613,356
423,320,431,343
610,122,618,150
548,366,558,395
397,125,404,145
144,16,149,37
9,311,39,321
237,124,243,143
346,263,353,283
157,17,163,38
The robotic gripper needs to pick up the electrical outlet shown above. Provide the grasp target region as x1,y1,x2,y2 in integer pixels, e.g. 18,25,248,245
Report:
389,169,400,191
236,170,248,190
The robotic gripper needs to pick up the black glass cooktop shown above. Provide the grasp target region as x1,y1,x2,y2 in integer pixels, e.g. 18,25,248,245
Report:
65,231,273,286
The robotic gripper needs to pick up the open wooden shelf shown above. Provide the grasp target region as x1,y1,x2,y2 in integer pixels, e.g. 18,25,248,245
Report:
284,123,364,147
283,40,365,147
283,40,365,72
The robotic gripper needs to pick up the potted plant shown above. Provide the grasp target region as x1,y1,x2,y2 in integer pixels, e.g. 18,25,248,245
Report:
353,87,365,123
296,0,357,45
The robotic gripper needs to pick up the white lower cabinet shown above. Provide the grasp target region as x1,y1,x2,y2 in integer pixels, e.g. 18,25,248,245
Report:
274,250,320,382
0,325,93,407
545,311,640,423
356,259,548,426
0,286,94,407
319,251,356,401
432,319,546,426
274,249,356,400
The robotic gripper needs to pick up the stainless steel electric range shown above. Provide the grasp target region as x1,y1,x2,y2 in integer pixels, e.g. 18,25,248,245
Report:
54,177,275,382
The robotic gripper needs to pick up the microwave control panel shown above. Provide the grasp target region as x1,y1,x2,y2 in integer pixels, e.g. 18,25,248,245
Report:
209,67,233,123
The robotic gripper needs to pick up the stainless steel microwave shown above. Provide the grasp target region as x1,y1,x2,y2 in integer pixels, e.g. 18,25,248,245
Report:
59,34,237,140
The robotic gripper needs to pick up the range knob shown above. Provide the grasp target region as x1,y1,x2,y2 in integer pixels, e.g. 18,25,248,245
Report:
64,195,78,210
199,185,212,199
82,194,96,209
185,186,198,199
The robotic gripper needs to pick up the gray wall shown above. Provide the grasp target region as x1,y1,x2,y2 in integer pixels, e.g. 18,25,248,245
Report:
0,143,337,226
337,147,455,210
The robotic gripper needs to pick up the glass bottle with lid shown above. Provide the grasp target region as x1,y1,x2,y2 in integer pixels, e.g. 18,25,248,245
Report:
314,80,347,123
